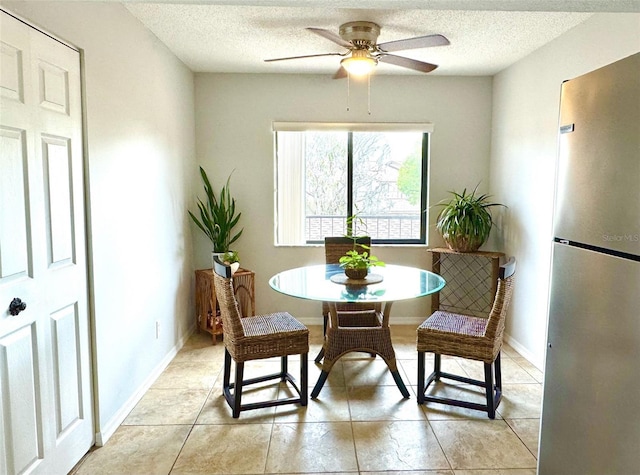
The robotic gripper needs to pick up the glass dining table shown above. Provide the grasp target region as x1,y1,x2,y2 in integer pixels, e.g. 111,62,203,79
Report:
269,263,446,399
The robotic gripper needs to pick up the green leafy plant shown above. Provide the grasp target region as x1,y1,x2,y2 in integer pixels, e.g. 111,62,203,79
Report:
222,250,239,264
189,167,243,253
339,249,384,270
435,184,505,252
339,212,385,277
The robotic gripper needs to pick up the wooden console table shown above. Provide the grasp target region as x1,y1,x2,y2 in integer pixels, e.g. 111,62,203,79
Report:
195,267,255,343
428,248,505,318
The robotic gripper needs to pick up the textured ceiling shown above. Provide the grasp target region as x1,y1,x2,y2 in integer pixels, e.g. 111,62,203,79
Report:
123,1,634,76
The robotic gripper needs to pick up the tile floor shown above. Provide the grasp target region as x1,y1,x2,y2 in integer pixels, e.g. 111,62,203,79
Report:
71,325,543,475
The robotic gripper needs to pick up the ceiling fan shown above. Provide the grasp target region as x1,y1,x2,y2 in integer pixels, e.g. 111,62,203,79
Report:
264,21,450,78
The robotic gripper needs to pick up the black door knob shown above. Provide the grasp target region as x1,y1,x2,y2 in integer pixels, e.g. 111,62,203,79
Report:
9,298,27,316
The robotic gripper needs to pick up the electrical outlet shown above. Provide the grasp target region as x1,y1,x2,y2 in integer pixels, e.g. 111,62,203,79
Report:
155,321,160,339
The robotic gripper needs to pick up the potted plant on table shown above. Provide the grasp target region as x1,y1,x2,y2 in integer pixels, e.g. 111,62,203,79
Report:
189,166,243,268
339,213,385,280
435,184,505,252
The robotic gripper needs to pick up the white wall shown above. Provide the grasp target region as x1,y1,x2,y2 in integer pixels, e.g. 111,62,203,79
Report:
194,73,493,323
490,13,640,367
2,1,197,443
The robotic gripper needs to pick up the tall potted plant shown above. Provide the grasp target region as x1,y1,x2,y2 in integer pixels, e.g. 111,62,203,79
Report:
189,166,243,266
435,184,505,252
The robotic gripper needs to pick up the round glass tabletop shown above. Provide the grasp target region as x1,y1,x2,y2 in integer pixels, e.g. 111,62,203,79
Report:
269,264,445,303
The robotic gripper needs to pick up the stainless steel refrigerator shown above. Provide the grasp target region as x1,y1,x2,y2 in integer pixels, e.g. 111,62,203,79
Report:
539,52,640,474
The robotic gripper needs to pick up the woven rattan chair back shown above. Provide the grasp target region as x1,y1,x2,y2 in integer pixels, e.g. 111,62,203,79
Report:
483,264,516,361
211,260,245,342
324,236,371,264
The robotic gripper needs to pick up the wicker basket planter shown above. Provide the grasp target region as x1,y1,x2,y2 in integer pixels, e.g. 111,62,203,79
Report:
442,234,484,253
345,268,368,280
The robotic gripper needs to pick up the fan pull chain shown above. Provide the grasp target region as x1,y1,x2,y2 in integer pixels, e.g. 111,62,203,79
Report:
367,73,371,115
346,72,350,112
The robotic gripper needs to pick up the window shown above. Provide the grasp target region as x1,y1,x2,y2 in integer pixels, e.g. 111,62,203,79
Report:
274,123,431,245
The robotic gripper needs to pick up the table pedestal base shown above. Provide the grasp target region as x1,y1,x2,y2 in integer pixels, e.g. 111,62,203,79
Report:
311,306,410,399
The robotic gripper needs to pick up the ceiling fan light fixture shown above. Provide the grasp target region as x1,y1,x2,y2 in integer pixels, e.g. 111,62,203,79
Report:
341,50,377,76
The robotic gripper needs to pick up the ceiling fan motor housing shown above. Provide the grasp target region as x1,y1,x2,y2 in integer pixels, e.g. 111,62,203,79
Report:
339,21,381,46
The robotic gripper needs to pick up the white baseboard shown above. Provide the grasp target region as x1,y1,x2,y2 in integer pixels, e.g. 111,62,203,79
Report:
94,327,195,446
504,333,544,370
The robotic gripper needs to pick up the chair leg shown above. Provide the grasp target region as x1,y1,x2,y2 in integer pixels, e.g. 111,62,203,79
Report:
417,351,425,404
233,361,244,418
311,371,329,398
484,362,495,419
434,353,441,381
281,356,288,382
223,348,232,390
300,352,308,406
495,352,502,390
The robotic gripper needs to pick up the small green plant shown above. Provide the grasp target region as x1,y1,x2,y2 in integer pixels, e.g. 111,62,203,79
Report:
339,249,384,270
222,250,239,264
339,212,385,275
435,184,505,252
189,167,243,253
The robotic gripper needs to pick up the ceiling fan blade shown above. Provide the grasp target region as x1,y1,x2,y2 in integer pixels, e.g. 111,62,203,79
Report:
333,67,348,79
264,52,344,63
306,27,352,48
377,34,449,53
378,54,438,73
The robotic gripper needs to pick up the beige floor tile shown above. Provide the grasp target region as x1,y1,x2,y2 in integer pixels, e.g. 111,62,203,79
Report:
124,388,209,425
456,358,537,384
197,379,278,424
393,345,420,360
348,385,425,421
152,360,220,390
307,324,326,343
309,342,325,360
399,355,468,387
420,382,504,421
266,473,357,475
512,357,544,383
352,420,451,471
342,358,402,386
172,423,272,474
364,471,453,475
172,332,226,363
454,470,537,475
505,418,540,458
75,425,190,475
430,420,537,470
500,343,520,358
275,385,351,422
310,360,347,388
390,325,420,339
496,384,542,419
266,422,358,473
389,327,419,360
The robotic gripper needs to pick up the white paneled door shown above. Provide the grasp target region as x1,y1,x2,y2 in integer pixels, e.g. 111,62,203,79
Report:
0,11,93,475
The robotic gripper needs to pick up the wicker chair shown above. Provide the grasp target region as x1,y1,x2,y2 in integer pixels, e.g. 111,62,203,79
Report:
212,256,309,418
416,257,516,419
315,236,378,363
